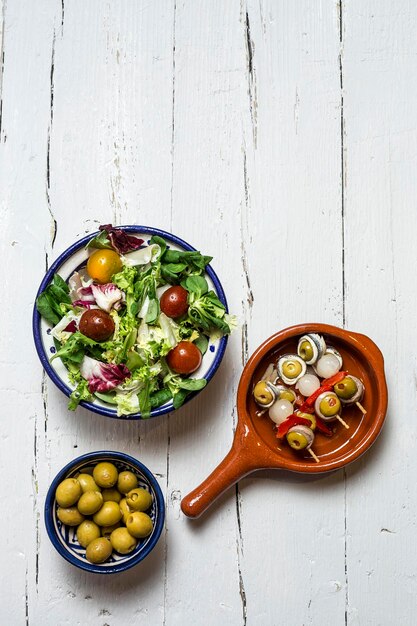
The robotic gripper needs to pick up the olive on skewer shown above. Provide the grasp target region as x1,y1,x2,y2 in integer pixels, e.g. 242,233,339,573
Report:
314,391,349,429
294,411,317,431
277,354,307,385
286,425,319,463
297,334,326,365
253,380,277,408
334,375,366,415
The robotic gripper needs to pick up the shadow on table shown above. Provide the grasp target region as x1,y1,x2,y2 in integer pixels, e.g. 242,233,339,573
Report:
183,410,390,528
62,534,166,598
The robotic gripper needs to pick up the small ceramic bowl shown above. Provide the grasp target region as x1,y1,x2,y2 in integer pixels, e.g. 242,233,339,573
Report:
33,226,228,419
182,324,388,517
44,451,165,574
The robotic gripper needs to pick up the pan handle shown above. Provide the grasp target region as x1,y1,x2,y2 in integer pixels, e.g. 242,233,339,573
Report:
181,445,252,518
181,431,268,518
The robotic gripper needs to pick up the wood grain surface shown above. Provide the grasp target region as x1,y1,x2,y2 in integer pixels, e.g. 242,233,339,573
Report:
0,1,414,624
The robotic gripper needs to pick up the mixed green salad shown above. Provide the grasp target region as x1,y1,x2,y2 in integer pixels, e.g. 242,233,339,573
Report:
36,225,236,417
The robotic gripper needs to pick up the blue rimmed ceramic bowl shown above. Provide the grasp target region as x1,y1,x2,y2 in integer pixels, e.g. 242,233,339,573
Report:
44,451,165,574
33,226,228,419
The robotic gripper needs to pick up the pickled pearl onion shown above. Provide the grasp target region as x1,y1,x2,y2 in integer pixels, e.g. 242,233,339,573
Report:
315,353,341,378
296,374,320,397
268,399,294,425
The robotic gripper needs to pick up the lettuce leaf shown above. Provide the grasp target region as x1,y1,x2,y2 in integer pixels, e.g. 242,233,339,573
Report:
68,378,93,410
36,274,71,326
115,391,140,416
187,290,230,334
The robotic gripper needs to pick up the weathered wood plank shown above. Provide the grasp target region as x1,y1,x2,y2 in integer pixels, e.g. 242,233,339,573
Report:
164,1,247,624
0,0,59,623
343,1,417,624
237,2,347,624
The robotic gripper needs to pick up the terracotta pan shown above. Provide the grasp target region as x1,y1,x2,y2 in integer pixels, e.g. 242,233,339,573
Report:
181,323,388,518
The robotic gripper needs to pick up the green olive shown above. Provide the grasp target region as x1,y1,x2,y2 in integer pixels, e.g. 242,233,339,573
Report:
93,462,118,488
101,522,121,539
298,340,314,362
297,411,316,431
334,376,358,400
102,488,122,503
286,430,309,450
110,527,137,554
282,359,302,379
319,394,341,417
253,381,274,406
280,389,296,403
77,491,104,516
85,537,112,564
57,506,85,526
55,478,82,507
126,488,153,512
76,473,100,493
126,511,153,538
117,471,138,495
119,498,131,524
76,520,101,548
93,501,123,527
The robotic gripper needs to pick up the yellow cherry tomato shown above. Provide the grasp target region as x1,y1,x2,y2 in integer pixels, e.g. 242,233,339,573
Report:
87,249,122,284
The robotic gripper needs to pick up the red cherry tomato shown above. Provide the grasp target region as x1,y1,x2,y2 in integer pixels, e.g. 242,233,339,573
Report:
166,341,202,374
79,309,115,341
160,286,189,318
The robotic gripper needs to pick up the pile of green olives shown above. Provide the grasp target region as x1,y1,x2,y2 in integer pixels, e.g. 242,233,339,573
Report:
55,462,154,564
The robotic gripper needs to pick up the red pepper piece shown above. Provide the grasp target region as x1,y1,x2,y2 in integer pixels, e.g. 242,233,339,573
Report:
276,414,312,439
299,371,348,412
299,386,330,412
297,404,314,414
321,371,348,388
294,392,308,409
315,416,333,437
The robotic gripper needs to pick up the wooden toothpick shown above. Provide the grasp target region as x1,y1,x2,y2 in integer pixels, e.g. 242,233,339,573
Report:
308,448,320,463
335,414,349,429
356,401,367,415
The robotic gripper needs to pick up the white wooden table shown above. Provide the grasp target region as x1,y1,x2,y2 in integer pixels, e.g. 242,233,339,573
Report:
1,1,415,624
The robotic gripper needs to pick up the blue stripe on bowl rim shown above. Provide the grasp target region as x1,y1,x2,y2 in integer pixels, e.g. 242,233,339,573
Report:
44,450,165,574
32,225,229,420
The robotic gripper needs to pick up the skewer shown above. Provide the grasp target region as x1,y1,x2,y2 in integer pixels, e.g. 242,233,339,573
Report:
256,408,268,417
335,415,349,429
308,448,320,463
356,401,367,415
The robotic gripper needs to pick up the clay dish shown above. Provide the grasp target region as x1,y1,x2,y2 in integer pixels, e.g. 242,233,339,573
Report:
181,323,388,518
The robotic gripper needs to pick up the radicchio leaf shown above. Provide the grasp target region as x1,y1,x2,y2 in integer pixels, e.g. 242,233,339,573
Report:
72,300,98,309
91,283,125,313
68,270,94,303
80,356,130,393
51,312,81,341
64,321,77,333
99,224,144,254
